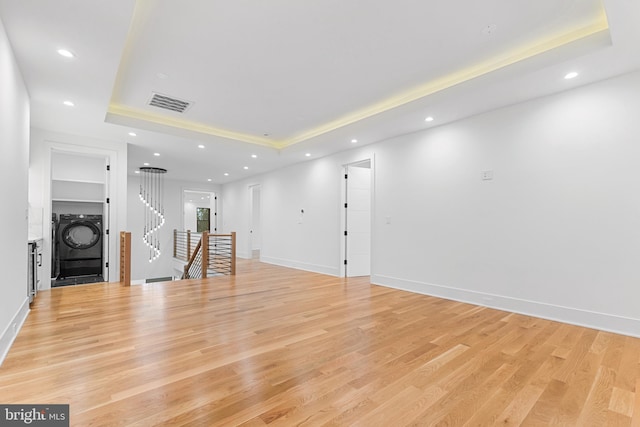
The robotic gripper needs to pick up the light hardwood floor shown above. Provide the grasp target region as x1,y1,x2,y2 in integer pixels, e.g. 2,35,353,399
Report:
1,259,639,426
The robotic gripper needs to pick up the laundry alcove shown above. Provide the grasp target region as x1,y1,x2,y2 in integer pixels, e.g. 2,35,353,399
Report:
51,151,109,286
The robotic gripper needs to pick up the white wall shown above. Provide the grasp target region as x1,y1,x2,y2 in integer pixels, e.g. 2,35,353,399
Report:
223,151,374,273
0,16,30,365
127,177,221,281
51,152,106,211
222,180,251,259
52,201,104,217
183,202,198,232
223,70,640,337
372,71,640,336
29,128,128,286
52,151,106,183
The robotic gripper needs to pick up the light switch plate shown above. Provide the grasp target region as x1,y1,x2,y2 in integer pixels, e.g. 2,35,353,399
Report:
481,170,494,180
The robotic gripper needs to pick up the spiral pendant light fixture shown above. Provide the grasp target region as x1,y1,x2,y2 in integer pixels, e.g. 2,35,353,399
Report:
139,167,167,262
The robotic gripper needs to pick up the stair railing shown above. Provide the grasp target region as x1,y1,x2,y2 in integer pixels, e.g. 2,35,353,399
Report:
182,238,203,279
176,230,236,279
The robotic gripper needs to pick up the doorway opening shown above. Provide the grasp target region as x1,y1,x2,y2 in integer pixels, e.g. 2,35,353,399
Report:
249,185,262,260
50,151,110,286
183,190,217,233
342,159,372,277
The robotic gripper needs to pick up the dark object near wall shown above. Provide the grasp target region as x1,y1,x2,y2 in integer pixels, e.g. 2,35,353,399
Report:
56,214,103,279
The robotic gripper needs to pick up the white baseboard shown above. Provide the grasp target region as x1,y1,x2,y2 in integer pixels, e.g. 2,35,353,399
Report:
0,298,30,367
261,256,340,277
371,274,640,339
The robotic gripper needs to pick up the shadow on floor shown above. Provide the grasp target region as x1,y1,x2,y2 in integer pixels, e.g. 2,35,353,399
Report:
52,275,104,287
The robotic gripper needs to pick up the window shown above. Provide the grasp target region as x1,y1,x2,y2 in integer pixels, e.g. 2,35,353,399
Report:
196,207,210,232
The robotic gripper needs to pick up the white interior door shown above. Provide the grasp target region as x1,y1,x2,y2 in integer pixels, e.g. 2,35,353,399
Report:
249,185,262,258
345,162,371,277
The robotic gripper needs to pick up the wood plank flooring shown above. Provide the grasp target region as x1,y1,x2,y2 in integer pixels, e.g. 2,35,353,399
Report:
2,259,640,426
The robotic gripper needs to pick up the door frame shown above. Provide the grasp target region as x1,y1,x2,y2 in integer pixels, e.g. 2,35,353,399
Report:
340,157,375,277
43,144,119,288
181,188,218,233
248,184,261,260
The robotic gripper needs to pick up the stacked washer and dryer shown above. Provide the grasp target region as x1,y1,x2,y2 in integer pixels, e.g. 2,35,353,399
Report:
55,214,103,281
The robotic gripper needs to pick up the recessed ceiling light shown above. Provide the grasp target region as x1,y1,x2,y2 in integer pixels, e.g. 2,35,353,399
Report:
153,153,160,156
251,154,257,158
425,116,434,122
143,162,150,166
198,144,205,149
243,166,249,170
207,178,212,182
134,171,140,174
351,139,358,144
305,153,311,157
63,100,74,107
224,173,229,176
57,49,75,58
128,132,137,137
564,71,579,80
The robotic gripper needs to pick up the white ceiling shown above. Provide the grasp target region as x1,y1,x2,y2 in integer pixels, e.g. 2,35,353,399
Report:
1,0,639,183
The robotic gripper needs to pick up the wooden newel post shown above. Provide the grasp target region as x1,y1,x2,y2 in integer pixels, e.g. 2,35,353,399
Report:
231,231,236,275
173,229,177,258
201,231,209,279
186,230,192,260
119,231,131,286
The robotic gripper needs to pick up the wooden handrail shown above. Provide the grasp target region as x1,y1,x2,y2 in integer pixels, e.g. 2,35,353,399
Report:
183,238,202,279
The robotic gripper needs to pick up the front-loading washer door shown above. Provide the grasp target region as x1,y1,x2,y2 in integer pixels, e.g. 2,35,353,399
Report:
62,221,100,250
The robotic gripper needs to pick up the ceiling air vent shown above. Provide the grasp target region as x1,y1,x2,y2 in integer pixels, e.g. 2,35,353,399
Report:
148,93,192,113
